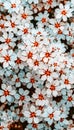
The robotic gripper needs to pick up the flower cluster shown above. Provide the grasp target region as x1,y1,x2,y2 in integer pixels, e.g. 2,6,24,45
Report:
0,0,74,129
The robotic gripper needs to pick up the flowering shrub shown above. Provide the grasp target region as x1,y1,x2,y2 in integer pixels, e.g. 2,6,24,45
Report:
0,0,74,129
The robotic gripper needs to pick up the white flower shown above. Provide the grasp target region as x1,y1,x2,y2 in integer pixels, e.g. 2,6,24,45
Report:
39,66,53,82
35,11,49,27
55,3,73,21
4,0,21,13
49,19,64,33
0,49,17,68
60,74,73,89
46,80,60,97
0,84,16,103
17,7,33,22
5,13,19,34
17,23,31,36
32,88,48,106
42,106,61,125
24,72,43,89
0,32,16,47
24,105,41,123
15,88,30,106
21,46,37,63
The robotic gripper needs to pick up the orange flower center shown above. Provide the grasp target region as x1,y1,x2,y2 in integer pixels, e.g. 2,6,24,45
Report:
20,95,25,101
4,55,10,62
58,29,62,34
0,24,5,28
21,13,28,19
23,28,28,34
41,18,46,23
38,94,44,100
4,90,9,96
37,31,41,35
47,0,53,5
30,78,35,83
48,113,54,119
50,85,56,91
61,10,67,15
45,52,51,58
38,106,43,110
30,112,36,118
54,62,58,67
27,52,33,59
32,123,38,128
64,79,69,84
45,69,51,76
33,41,39,47
16,78,20,82
55,22,60,28
68,96,73,102
34,60,39,66
15,58,21,64
59,70,64,75
19,113,23,117
11,22,16,28
5,38,11,44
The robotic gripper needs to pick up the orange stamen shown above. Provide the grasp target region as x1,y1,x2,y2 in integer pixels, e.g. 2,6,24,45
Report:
64,79,69,84
15,58,21,64
45,52,51,58
38,94,44,100
23,28,28,34
21,13,28,19
41,18,46,23
50,85,56,91
30,112,36,118
4,55,10,62
55,22,60,28
61,10,67,15
47,0,53,5
48,113,54,119
20,96,25,101
30,78,35,83
11,22,16,28
27,52,33,59
32,123,38,128
45,69,51,76
34,60,39,66
33,41,39,47
68,96,72,102
4,90,9,96
5,38,11,44
16,78,20,82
